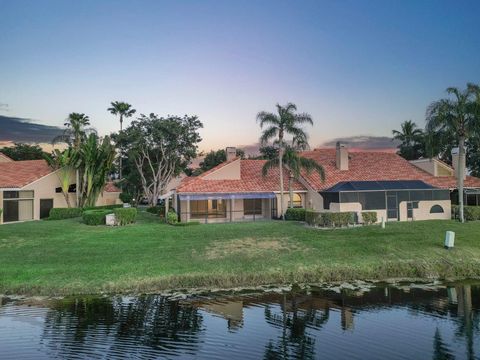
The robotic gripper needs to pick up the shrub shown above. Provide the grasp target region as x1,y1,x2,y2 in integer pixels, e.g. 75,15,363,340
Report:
285,208,306,221
305,210,356,228
464,206,480,221
113,208,137,226
146,206,165,215
451,205,480,221
83,204,123,211
119,192,132,204
166,210,178,225
362,211,377,225
82,209,112,225
49,208,83,220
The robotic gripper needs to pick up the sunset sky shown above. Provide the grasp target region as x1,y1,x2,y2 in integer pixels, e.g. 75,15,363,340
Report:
1,0,479,151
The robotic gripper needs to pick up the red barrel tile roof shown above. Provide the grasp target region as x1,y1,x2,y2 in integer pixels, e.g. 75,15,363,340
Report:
0,160,54,188
178,149,480,194
177,159,306,193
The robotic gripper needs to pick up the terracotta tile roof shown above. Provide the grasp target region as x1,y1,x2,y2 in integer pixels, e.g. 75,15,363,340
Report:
104,181,121,193
178,149,480,194
177,159,306,193
0,160,54,188
300,149,480,190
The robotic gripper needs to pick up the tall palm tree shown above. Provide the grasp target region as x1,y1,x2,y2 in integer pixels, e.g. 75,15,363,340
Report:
64,113,91,150
108,101,136,131
263,146,324,209
426,84,480,223
108,101,136,180
257,103,313,218
392,120,424,160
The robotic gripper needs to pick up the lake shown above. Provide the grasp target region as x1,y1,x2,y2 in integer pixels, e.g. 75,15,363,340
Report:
0,281,479,359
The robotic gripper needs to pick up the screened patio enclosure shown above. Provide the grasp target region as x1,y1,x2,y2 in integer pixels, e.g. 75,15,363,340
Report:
320,180,451,221
178,192,276,223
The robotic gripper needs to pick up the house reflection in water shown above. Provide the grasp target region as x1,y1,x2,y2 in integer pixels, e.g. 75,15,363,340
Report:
198,300,244,330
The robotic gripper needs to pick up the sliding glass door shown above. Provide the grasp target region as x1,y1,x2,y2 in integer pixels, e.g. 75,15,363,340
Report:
2,191,34,222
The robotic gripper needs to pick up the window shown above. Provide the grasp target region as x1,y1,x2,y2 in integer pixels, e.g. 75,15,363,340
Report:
190,199,226,219
430,205,444,214
2,190,34,222
291,193,302,208
244,199,262,215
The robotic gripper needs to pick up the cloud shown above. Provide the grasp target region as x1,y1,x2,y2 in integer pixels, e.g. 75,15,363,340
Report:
319,135,400,151
0,115,63,143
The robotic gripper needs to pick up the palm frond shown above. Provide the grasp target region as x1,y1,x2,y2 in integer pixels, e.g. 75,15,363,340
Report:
257,111,279,128
262,158,279,176
260,126,278,145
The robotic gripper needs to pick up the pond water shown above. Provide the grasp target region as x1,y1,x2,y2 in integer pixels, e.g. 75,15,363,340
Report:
0,281,479,359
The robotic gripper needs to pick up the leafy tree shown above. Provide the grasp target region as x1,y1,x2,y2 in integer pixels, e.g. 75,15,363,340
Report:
392,120,425,160
257,103,313,219
426,83,480,223
46,148,79,208
198,148,245,173
108,101,136,180
0,143,47,161
116,113,202,206
258,145,278,160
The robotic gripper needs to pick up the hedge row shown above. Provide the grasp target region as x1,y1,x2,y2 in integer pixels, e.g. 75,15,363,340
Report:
305,210,356,227
82,209,113,225
113,208,137,226
48,205,124,220
83,204,123,211
285,208,306,221
49,208,84,220
452,205,480,221
361,211,377,225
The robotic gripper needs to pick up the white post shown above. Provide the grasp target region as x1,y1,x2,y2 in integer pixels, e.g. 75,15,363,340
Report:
381,217,385,229
186,199,190,222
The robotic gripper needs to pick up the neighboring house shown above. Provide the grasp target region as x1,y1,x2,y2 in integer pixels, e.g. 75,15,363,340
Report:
0,153,13,163
0,159,121,224
173,144,480,223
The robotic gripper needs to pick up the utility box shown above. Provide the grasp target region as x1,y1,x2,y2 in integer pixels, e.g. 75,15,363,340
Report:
106,213,116,226
445,231,455,249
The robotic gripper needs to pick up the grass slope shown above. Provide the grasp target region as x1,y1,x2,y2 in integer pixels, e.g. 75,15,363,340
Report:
1,212,480,295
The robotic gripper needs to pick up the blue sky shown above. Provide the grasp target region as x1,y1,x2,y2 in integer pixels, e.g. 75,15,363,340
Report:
1,0,479,150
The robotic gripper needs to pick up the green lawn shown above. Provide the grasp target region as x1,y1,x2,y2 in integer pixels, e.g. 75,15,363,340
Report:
1,212,480,295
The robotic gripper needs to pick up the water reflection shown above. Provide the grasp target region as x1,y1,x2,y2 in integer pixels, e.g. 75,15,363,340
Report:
0,281,479,359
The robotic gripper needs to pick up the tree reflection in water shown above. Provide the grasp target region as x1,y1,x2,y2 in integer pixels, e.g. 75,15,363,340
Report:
17,282,479,359
41,295,203,358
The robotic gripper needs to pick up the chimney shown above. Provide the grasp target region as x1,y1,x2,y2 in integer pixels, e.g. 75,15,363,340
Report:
336,142,349,170
226,147,237,162
451,147,466,180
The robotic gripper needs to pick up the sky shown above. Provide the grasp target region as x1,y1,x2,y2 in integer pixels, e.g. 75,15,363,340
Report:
1,0,479,151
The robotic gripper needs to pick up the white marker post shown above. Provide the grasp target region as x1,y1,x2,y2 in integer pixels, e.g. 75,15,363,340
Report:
444,231,455,249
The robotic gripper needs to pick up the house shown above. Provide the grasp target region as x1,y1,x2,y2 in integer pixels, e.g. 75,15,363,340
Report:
0,159,121,224
173,144,480,223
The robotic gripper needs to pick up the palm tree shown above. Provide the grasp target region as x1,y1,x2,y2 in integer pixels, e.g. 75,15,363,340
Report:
46,148,80,208
108,101,136,132
108,101,136,179
53,113,95,149
263,146,324,209
392,120,424,160
257,103,313,219
78,134,116,207
426,84,480,223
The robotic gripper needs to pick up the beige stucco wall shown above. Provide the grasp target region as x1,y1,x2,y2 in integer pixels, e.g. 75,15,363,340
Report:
398,200,451,221
202,159,241,180
329,199,450,223
0,170,121,223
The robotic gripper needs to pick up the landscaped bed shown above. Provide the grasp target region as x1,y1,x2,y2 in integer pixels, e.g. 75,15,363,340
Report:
1,211,480,296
